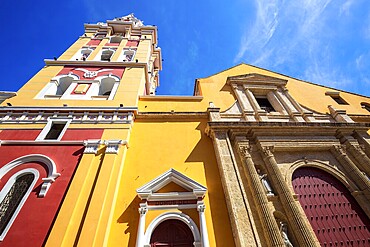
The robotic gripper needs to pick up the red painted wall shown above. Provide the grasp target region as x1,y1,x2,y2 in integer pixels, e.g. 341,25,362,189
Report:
57,66,125,80
0,130,40,140
0,129,103,141
0,128,104,246
86,39,101,46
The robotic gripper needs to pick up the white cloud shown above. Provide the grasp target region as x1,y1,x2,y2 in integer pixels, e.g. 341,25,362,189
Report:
234,0,280,62
232,0,370,94
340,0,355,16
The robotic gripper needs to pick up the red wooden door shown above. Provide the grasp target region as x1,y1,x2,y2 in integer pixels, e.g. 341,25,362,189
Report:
292,167,370,246
150,219,194,247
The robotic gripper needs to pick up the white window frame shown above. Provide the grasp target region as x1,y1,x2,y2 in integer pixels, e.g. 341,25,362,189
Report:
36,117,72,141
94,48,116,61
117,48,136,62
0,168,39,241
36,74,79,99
71,47,95,61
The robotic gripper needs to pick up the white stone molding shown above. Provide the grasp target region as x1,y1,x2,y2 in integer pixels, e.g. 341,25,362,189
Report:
83,139,103,154
0,154,60,197
136,203,148,247
197,201,210,247
0,168,39,241
104,140,125,154
142,212,201,247
35,117,72,141
0,109,135,124
36,74,80,99
137,168,207,204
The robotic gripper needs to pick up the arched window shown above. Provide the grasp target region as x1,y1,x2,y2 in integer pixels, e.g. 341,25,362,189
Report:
0,169,39,240
55,76,74,95
109,36,123,44
37,74,79,99
99,77,116,97
71,48,94,61
150,219,194,247
292,167,370,246
100,48,115,61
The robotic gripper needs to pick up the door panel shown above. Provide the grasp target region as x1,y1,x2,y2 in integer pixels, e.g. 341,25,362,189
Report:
150,219,194,247
292,167,370,246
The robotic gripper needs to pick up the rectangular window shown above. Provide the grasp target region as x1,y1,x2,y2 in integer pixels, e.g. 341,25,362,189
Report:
44,123,66,140
330,95,348,105
256,97,276,113
325,91,349,105
36,118,71,141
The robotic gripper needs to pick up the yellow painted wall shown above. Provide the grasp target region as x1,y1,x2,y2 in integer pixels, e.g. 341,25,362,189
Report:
107,119,235,247
137,63,370,116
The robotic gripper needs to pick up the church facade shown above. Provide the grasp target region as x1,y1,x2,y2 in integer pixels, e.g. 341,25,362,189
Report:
0,14,369,247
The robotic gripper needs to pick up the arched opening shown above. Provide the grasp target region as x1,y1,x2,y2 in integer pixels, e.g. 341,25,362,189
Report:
292,167,370,246
0,169,39,240
101,49,115,61
150,219,195,247
56,76,74,95
98,77,117,97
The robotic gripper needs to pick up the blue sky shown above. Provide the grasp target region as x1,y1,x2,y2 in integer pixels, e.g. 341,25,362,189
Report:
0,0,370,96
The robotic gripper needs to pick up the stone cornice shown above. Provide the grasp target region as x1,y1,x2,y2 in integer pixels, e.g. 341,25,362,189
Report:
207,121,369,129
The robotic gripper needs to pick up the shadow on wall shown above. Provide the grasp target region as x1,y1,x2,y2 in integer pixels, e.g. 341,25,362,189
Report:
185,121,235,247
117,196,141,247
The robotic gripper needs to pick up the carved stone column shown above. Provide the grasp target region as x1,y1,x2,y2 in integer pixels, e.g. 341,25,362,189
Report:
210,130,258,247
237,142,285,247
260,145,319,247
346,143,370,176
331,145,370,199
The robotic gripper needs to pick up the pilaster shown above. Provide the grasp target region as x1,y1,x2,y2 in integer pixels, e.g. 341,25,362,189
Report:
77,140,127,247
259,145,320,247
45,144,104,247
210,130,258,247
331,145,370,200
236,141,285,247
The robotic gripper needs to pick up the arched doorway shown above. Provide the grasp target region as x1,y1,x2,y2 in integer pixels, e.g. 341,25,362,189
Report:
150,219,194,247
292,167,370,246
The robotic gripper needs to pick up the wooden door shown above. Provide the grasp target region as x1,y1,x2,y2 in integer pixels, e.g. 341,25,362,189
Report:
292,167,370,246
150,219,194,247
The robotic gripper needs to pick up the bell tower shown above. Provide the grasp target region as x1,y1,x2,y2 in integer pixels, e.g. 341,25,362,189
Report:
3,13,162,107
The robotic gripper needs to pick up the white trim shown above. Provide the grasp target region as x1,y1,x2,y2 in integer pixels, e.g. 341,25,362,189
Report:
143,212,201,247
104,140,124,154
0,168,39,241
137,169,207,201
36,74,80,99
0,154,60,197
83,139,103,154
36,117,72,141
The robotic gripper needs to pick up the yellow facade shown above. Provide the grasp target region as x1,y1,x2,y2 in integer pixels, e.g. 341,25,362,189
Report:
1,14,370,247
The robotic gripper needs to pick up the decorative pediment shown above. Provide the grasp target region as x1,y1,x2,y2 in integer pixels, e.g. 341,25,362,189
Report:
227,73,288,87
137,169,207,201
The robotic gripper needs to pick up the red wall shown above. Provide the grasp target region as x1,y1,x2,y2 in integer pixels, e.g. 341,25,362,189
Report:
0,128,104,247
